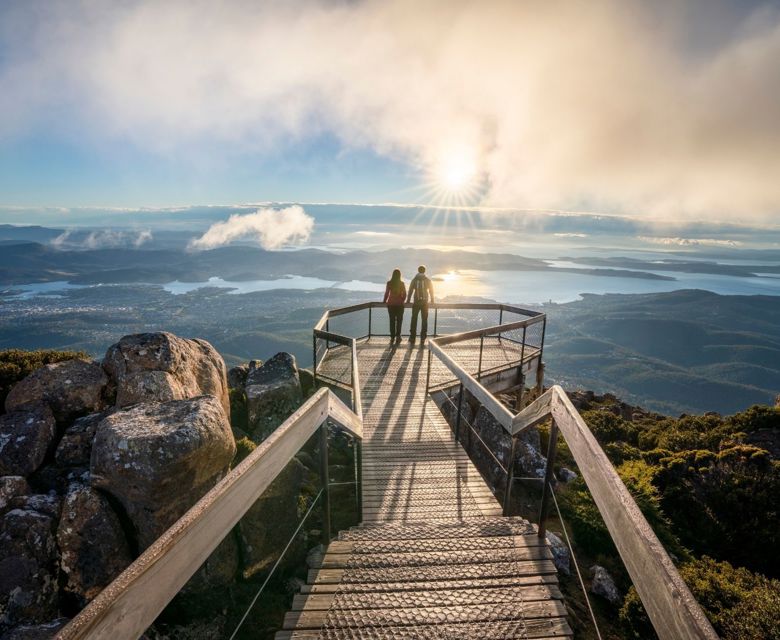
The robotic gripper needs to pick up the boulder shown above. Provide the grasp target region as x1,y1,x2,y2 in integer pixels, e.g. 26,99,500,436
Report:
180,534,239,596
298,367,315,397
590,564,620,604
468,406,512,492
0,504,59,628
546,531,571,576
5,360,108,422
227,363,251,390
0,405,56,477
0,618,69,640
57,480,132,606
90,396,235,550
54,413,105,468
245,353,302,442
103,332,229,417
0,477,31,519
238,458,306,578
557,467,578,483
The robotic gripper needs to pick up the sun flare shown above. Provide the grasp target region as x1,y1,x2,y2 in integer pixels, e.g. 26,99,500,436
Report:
435,151,478,193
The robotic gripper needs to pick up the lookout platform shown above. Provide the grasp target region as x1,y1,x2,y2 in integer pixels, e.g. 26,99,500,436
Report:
279,337,570,639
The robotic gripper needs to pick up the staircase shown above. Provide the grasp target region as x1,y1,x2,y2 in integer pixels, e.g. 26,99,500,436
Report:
278,340,571,639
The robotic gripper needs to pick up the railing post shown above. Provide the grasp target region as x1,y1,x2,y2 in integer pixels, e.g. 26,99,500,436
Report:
368,306,372,338
425,348,432,393
499,308,503,341
477,335,484,380
455,383,464,442
521,326,526,364
319,422,331,545
538,419,559,539
502,436,517,516
354,438,362,518
312,334,317,382
434,307,438,336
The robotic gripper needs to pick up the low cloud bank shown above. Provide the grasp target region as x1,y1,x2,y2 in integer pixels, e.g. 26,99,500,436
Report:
52,229,152,249
638,236,743,247
188,206,314,250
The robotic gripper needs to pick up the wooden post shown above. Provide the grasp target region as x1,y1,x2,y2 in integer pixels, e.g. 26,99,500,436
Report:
433,307,438,336
368,307,372,338
538,419,559,539
502,436,518,516
319,422,331,544
477,335,484,380
455,384,464,442
425,348,432,393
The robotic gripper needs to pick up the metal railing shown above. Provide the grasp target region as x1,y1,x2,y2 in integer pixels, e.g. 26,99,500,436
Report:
56,388,362,640
428,334,718,640
314,301,546,392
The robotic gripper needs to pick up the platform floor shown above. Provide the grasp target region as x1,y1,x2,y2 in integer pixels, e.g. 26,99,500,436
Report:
278,339,569,639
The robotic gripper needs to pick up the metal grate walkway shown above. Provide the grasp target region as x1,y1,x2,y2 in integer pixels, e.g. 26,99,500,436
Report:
277,339,570,639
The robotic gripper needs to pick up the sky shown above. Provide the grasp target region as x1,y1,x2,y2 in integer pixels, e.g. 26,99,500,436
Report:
1,0,779,230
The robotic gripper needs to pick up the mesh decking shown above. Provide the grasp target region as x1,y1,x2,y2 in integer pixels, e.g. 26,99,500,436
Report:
277,337,569,639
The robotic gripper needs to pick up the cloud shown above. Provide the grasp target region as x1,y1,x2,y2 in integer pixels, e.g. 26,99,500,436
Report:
51,228,153,249
554,233,589,239
188,206,314,250
3,1,780,220
638,236,743,247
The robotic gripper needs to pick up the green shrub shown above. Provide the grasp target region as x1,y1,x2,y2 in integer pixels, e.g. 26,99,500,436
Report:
654,446,780,575
621,557,780,640
583,410,638,445
232,437,256,468
0,348,89,410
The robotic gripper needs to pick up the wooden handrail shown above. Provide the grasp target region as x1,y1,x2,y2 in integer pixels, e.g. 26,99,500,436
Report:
427,331,718,640
433,316,545,347
56,388,362,640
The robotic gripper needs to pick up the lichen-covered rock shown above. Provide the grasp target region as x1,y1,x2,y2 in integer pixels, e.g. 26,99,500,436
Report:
0,405,56,477
227,363,251,390
245,353,302,442
54,413,105,468
90,396,235,550
0,618,69,639
57,481,132,606
180,534,239,596
546,531,571,576
558,467,578,483
5,360,108,422
298,367,315,397
0,477,31,519
0,504,59,628
590,564,620,604
103,332,229,417
238,458,306,578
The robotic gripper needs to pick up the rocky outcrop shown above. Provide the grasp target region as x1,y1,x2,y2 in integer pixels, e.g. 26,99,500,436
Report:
0,478,30,519
245,353,302,441
590,564,620,604
90,396,235,550
546,531,571,576
0,405,56,477
57,481,132,606
0,499,60,629
0,618,69,639
54,413,104,468
5,360,108,422
103,332,229,418
227,363,251,390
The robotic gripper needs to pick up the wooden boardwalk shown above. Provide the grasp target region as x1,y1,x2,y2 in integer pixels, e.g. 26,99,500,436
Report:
279,339,570,639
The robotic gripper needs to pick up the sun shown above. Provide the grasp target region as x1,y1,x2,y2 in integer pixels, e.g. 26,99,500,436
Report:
435,152,478,193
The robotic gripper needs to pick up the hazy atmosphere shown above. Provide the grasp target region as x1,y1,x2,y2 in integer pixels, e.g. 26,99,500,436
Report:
1,2,779,639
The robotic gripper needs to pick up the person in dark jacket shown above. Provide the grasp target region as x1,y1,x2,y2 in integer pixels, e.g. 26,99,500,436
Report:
406,265,434,344
383,269,406,344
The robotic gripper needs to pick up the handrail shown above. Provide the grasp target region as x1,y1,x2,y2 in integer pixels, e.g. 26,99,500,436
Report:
57,388,362,640
433,315,544,347
427,335,718,640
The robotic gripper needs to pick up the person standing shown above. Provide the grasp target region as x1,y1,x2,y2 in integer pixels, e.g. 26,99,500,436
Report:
383,269,406,345
406,265,434,344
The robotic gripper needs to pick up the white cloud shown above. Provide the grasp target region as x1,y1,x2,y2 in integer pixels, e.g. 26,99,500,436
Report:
554,233,589,239
3,1,780,220
51,228,153,249
188,206,314,250
638,236,743,247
